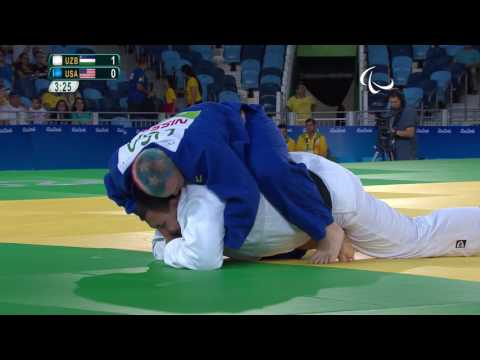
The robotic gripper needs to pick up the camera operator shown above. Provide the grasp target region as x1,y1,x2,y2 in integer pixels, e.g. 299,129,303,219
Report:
388,90,417,160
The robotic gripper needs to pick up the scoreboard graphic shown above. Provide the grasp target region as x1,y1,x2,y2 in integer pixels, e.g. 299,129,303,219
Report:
47,54,120,93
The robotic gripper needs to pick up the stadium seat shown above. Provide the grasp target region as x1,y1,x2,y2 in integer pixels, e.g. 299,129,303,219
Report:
241,45,265,62
260,74,281,87
197,74,215,102
181,51,202,66
261,67,283,78
430,70,452,104
117,81,129,98
263,51,285,70
412,45,431,60
371,71,391,86
403,87,424,108
223,45,242,64
407,72,425,87
265,45,285,56
194,60,216,76
161,50,181,76
211,67,225,88
83,88,103,100
439,45,464,57
389,45,412,59
426,47,447,59
218,90,240,102
391,56,412,86
449,62,467,87
260,83,281,96
190,45,213,62
1,79,12,90
35,79,50,95
367,45,389,66
241,59,261,73
20,96,32,109
242,70,260,89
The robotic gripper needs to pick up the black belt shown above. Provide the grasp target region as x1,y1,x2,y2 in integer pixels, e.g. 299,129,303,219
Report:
307,170,332,211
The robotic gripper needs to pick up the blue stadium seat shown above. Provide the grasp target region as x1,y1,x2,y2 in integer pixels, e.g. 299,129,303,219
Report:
241,45,265,62
261,67,283,78
420,79,437,107
412,45,431,60
223,45,242,64
197,74,215,102
403,87,424,108
265,45,285,56
449,62,467,87
1,79,12,90
241,59,261,73
389,45,412,59
83,88,104,100
20,96,32,109
426,47,447,59
260,83,281,96
35,79,50,95
194,60,216,76
263,52,284,70
161,50,181,76
260,74,281,87
242,70,260,89
190,45,213,62
367,45,389,66
117,81,129,98
431,70,452,104
439,45,464,57
391,56,412,86
218,90,240,102
181,51,202,66
371,71,391,86
211,67,225,87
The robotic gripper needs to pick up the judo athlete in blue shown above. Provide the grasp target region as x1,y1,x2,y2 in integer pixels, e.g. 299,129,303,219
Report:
104,102,344,264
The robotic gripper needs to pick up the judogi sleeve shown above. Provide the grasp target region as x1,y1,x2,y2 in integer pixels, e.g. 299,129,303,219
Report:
163,188,226,270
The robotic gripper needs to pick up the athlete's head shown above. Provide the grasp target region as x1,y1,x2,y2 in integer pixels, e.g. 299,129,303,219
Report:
132,147,185,199
133,181,181,240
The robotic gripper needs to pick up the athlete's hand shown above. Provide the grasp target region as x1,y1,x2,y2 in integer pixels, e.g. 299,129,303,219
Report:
338,236,355,262
310,222,345,265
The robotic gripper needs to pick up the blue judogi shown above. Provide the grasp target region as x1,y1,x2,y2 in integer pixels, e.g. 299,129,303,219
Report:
104,102,333,249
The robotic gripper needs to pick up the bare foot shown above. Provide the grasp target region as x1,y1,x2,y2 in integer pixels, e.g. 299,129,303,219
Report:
338,236,355,262
310,223,345,264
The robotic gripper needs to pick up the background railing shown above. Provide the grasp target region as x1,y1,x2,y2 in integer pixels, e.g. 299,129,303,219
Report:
2,108,480,130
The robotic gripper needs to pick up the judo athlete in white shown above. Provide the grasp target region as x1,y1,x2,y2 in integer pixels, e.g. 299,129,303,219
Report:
142,152,480,270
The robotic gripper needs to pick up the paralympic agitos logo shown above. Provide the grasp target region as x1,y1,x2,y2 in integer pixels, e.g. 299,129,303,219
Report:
360,66,395,94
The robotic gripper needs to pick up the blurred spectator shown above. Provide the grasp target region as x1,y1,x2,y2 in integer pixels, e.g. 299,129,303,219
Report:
454,45,480,94
128,56,155,118
13,46,34,63
71,97,92,125
335,104,346,126
0,92,27,124
29,97,48,124
287,83,316,122
14,52,35,98
42,91,66,110
49,99,71,124
181,65,202,107
389,90,417,161
31,49,49,79
0,48,13,84
164,77,177,115
278,123,296,152
295,118,328,157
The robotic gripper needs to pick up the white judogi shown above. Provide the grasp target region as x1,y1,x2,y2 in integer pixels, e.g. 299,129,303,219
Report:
153,152,480,270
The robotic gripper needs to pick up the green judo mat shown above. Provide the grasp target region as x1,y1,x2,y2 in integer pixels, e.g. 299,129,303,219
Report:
1,158,480,314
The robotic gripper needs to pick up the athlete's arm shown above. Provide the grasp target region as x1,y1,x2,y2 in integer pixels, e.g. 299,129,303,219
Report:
162,190,226,270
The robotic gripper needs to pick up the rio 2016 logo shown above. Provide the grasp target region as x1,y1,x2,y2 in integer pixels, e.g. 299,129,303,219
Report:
360,66,395,94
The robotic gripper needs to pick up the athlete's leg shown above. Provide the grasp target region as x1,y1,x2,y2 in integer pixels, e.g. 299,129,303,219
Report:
242,105,334,242
412,207,480,257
